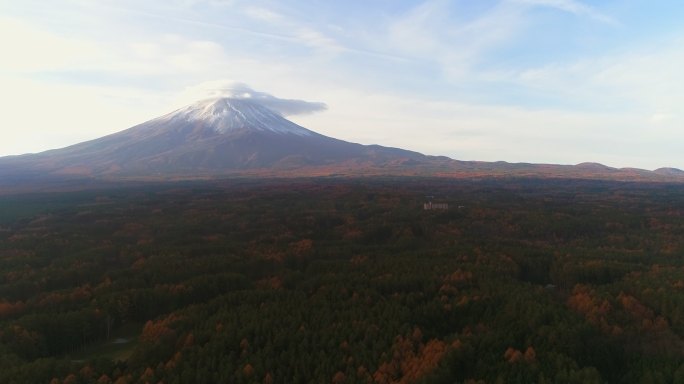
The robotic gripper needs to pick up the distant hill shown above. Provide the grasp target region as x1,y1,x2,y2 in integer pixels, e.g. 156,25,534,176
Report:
654,167,684,177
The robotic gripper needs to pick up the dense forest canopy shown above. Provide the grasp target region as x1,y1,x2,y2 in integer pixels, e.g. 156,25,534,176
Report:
1,177,684,383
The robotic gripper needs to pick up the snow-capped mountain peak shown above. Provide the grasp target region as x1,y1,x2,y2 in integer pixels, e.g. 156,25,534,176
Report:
0,95,428,179
159,97,314,136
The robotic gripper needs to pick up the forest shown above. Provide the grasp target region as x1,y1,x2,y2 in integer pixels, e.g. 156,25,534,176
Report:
1,176,684,383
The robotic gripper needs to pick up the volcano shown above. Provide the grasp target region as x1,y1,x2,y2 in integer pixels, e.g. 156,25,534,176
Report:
2,97,684,185
0,98,426,178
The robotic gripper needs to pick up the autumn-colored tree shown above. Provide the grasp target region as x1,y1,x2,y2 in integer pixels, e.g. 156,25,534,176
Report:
373,329,450,384
140,367,155,382
332,371,347,384
113,374,131,384
0,300,25,318
504,347,523,364
141,320,175,344
291,238,313,255
243,363,255,378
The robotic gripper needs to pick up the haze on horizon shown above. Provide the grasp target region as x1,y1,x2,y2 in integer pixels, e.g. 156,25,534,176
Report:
1,0,683,170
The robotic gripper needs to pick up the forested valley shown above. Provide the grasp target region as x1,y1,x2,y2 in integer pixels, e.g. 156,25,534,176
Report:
1,177,684,383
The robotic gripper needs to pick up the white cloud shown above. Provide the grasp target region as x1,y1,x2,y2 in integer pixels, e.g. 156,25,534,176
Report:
177,80,327,116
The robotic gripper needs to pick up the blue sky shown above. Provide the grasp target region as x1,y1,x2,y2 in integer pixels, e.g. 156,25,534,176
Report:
1,0,683,169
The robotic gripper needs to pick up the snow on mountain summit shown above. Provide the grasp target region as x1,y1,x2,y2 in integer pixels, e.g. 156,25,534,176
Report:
0,93,430,178
159,97,314,136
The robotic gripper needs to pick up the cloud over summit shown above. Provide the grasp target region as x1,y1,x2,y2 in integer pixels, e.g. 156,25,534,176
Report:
184,81,328,116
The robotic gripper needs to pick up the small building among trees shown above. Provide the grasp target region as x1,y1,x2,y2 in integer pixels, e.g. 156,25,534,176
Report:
423,202,449,210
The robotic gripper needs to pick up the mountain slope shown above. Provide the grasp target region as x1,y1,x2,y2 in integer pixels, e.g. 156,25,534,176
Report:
0,98,425,177
1,97,683,184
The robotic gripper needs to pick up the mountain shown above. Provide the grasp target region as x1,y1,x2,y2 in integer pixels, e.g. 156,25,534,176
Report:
1,97,683,184
0,98,427,179
654,167,684,177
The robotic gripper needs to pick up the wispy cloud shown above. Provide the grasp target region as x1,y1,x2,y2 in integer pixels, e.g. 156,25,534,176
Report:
240,5,344,53
243,6,283,22
293,87,665,167
512,0,618,25
383,0,618,83
507,36,684,116
1,0,682,168
385,1,527,79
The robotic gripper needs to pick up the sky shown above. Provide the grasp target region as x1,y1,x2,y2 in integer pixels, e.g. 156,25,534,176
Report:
1,0,683,170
